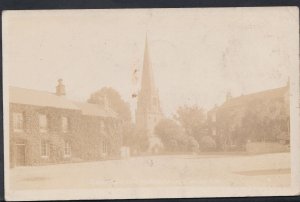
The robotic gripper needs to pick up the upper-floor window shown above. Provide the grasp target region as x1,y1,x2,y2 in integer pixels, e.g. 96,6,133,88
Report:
62,116,69,133
41,140,50,157
64,140,71,157
13,112,24,132
39,114,48,133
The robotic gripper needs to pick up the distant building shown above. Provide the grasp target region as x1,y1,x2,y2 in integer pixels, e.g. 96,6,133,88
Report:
207,83,290,151
135,37,164,153
9,80,122,167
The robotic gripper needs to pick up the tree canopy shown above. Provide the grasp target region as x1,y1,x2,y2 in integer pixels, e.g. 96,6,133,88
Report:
174,105,207,142
88,87,131,122
155,118,199,153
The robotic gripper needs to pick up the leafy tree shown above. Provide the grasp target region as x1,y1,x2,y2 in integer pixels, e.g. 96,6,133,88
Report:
155,119,183,152
88,87,131,122
174,105,207,142
155,119,199,152
186,136,200,152
199,136,216,151
241,98,289,143
216,107,244,150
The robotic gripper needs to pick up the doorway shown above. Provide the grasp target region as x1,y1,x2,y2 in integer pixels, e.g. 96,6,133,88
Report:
15,144,26,166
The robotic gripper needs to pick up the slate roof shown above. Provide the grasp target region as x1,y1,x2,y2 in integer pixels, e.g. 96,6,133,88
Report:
9,86,118,118
9,86,80,110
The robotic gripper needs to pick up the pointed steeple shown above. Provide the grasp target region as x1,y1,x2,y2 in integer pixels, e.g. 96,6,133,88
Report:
135,34,164,153
141,35,156,95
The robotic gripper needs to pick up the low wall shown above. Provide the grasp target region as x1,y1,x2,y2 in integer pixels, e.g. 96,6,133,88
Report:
246,142,289,154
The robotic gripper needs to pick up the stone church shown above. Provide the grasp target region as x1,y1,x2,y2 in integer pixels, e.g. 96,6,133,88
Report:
135,37,164,153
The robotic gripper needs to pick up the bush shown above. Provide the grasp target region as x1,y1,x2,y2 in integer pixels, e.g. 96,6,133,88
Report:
155,119,185,152
155,119,201,153
199,136,216,151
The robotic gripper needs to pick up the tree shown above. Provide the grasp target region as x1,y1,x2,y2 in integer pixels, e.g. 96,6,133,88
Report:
199,136,216,152
216,107,244,150
155,119,199,153
240,98,289,144
155,119,184,152
88,87,131,122
174,105,207,142
186,136,200,152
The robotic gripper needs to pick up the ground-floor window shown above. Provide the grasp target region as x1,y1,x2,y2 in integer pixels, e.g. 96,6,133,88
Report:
41,140,50,158
64,140,71,157
102,139,108,154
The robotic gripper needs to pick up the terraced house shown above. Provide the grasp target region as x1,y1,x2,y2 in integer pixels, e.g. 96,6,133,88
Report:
9,79,122,167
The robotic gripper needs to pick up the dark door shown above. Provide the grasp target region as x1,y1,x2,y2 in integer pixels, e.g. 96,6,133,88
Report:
15,144,26,166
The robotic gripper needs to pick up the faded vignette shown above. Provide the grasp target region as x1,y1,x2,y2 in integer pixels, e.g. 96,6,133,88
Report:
2,7,300,201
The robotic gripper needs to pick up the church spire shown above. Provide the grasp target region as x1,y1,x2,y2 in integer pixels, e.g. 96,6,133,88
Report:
135,34,163,153
140,34,155,95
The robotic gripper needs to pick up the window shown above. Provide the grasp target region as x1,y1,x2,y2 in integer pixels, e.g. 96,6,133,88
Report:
39,114,48,133
13,112,24,132
41,140,50,157
64,140,71,157
102,140,108,154
62,117,69,133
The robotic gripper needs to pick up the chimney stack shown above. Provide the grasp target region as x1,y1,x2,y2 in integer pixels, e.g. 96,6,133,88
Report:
226,91,232,101
56,79,66,96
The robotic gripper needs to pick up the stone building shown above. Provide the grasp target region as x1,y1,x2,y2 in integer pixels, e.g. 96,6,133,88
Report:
135,37,164,152
207,83,290,151
9,80,122,167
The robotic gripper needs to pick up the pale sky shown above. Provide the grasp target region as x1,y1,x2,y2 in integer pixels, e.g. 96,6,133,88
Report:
3,7,299,118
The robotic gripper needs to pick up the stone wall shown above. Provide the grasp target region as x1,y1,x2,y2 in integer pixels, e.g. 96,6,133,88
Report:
9,103,122,167
9,103,81,166
246,142,290,154
74,115,122,161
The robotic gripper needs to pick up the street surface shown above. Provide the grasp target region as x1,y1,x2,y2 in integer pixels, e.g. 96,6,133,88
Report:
10,152,290,190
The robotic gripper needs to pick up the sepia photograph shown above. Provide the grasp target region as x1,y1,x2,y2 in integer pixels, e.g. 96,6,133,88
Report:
2,7,300,201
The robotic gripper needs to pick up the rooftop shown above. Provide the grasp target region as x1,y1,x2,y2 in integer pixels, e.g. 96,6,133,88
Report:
73,102,118,118
9,86,118,118
221,85,289,108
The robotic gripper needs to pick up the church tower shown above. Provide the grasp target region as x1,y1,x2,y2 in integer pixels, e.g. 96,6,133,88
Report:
135,36,163,147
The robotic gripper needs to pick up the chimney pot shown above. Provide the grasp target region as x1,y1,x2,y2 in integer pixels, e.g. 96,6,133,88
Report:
56,79,66,96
